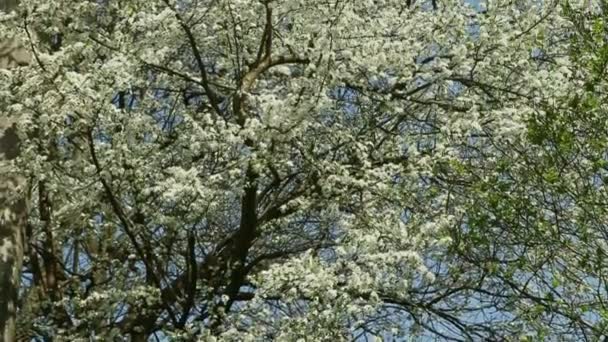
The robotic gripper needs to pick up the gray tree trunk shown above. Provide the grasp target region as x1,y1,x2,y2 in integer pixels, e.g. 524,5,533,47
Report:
0,1,28,340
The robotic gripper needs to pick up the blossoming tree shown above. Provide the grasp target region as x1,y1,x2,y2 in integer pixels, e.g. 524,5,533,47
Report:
0,0,603,340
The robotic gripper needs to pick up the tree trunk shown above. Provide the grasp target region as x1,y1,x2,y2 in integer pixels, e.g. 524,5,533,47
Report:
0,1,28,340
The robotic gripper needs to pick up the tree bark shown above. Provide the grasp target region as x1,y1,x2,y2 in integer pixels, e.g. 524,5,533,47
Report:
0,122,26,342
0,1,28,340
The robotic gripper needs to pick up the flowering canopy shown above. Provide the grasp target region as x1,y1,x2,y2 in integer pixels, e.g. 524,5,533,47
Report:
0,0,604,340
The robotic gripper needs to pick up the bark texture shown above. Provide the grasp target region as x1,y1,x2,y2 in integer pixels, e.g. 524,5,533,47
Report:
0,1,28,340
